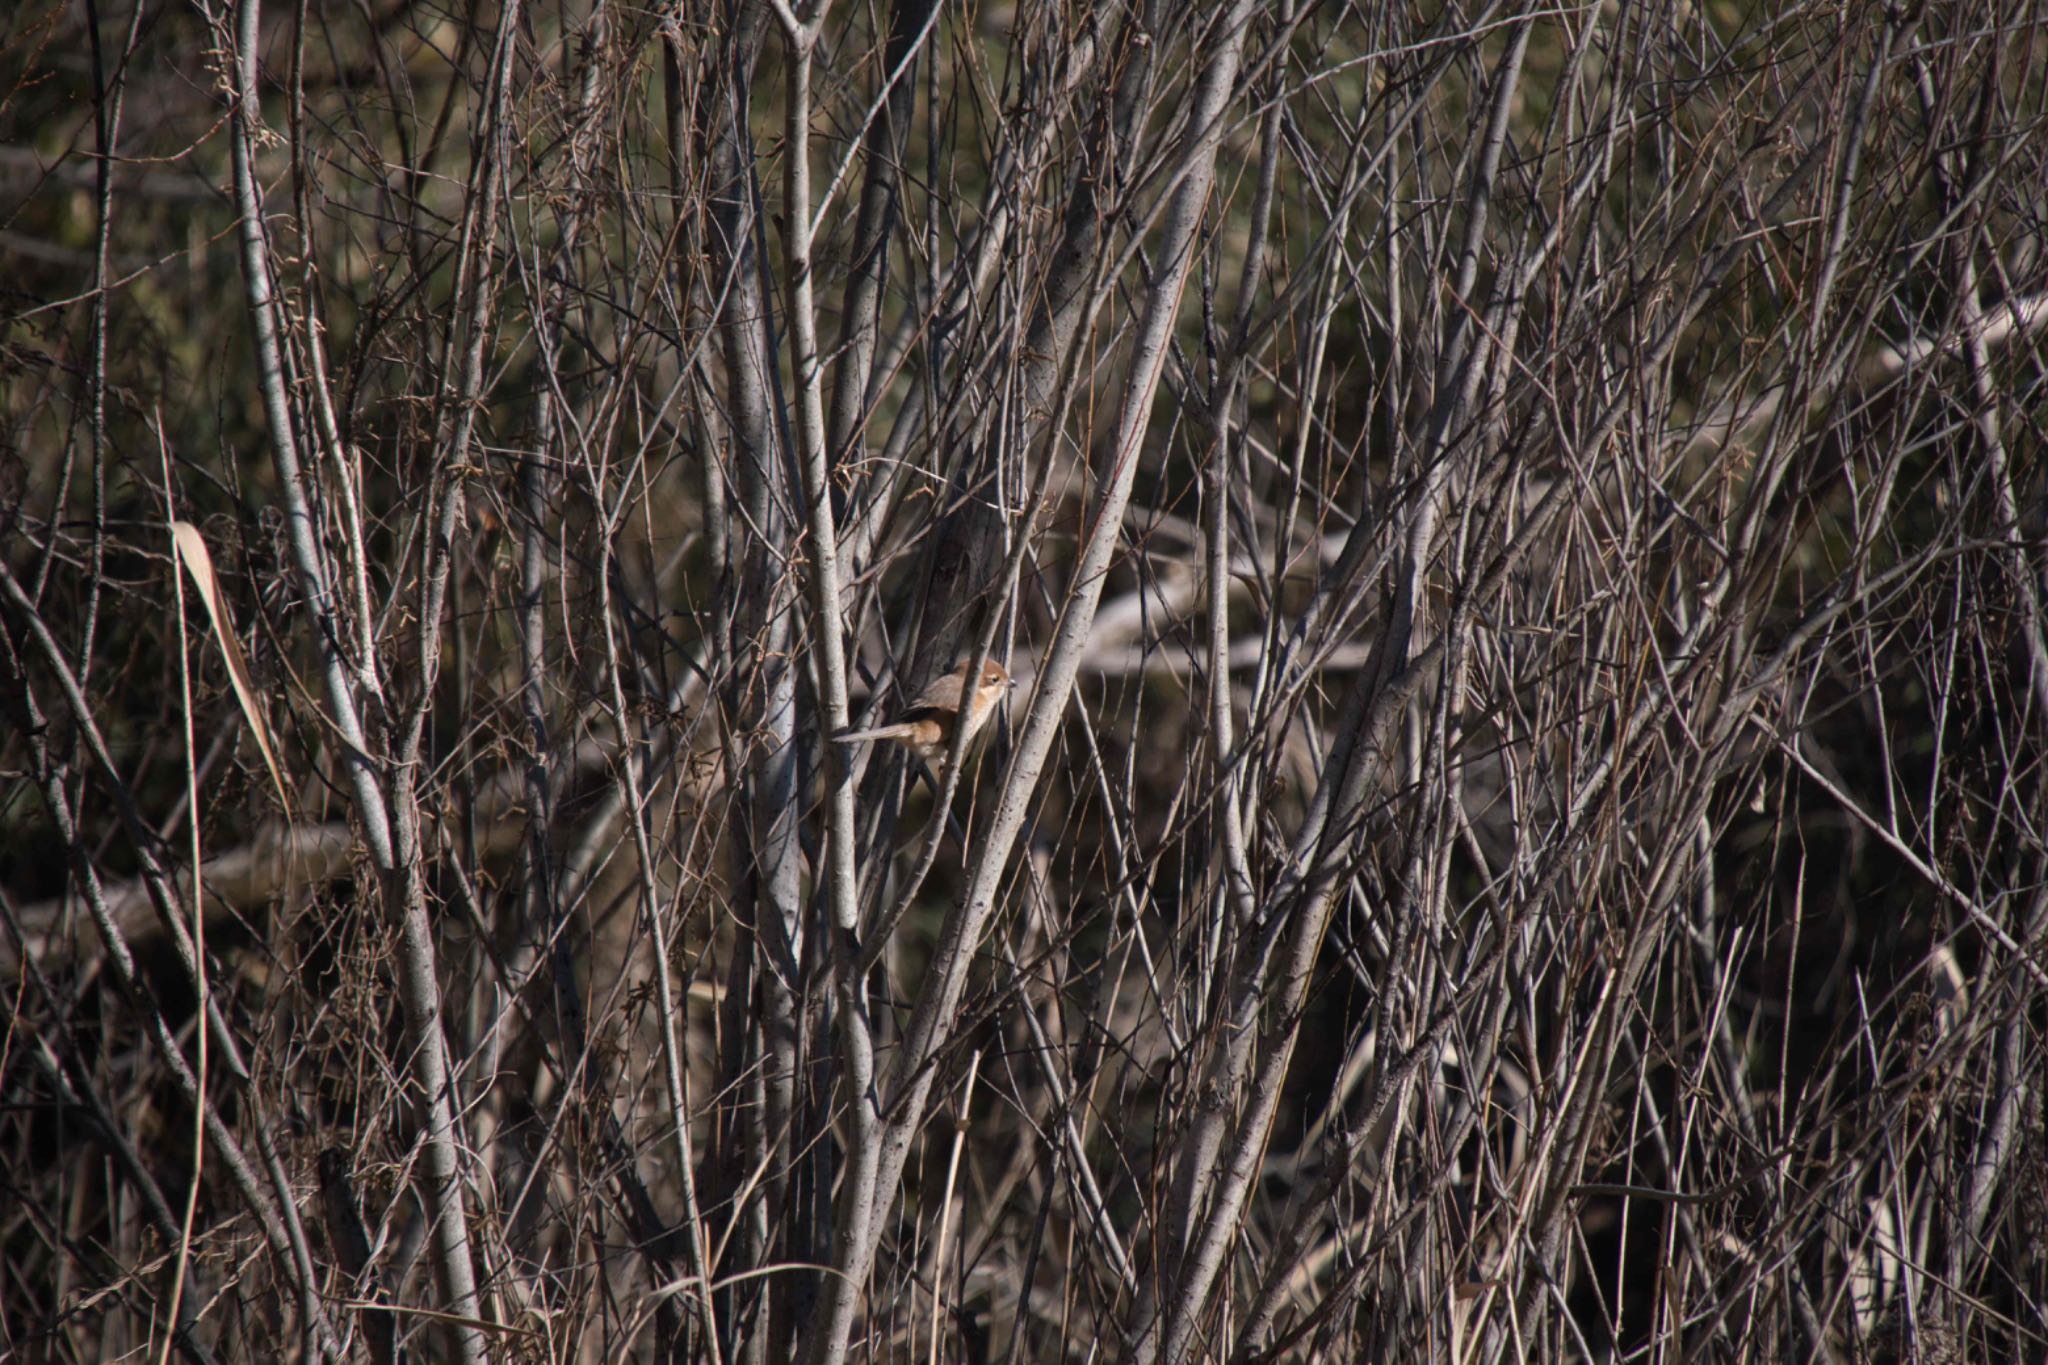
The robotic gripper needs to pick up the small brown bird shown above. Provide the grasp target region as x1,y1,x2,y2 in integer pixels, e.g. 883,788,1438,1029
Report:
835,659,1012,764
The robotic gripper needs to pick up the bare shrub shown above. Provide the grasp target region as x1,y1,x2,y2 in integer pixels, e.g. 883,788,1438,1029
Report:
3,2,2045,1361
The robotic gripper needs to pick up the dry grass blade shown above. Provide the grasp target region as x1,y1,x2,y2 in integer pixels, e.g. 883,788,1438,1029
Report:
169,520,291,816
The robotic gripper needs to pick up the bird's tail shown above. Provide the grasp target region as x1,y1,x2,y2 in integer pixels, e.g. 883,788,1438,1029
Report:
833,723,918,744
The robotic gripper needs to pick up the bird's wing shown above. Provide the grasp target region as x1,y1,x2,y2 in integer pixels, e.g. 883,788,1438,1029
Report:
908,670,966,712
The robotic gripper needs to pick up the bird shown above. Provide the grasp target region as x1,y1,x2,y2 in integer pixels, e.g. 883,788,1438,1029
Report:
834,659,1012,765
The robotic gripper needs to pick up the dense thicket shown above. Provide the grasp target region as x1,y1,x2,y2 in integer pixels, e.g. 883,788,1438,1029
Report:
4,1,2046,1361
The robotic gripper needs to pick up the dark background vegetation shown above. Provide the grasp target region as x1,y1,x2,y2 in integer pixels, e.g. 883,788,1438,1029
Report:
3,0,2046,1361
